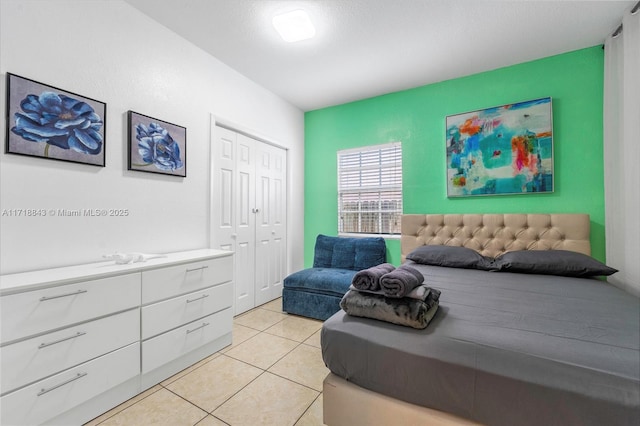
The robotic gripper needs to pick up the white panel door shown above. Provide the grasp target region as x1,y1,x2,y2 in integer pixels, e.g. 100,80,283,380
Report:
212,127,256,315
254,143,287,306
212,126,236,253
234,134,257,314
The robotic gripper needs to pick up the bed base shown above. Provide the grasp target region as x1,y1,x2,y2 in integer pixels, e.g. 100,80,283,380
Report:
323,373,482,426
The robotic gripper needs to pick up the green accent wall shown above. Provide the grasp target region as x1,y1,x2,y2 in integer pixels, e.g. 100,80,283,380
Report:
304,46,605,266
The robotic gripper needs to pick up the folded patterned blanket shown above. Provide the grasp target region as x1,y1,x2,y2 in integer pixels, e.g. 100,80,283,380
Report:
340,289,439,329
380,264,425,298
352,263,396,291
349,284,441,303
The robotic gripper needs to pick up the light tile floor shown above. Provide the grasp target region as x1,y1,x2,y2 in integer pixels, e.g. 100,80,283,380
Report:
85,298,328,426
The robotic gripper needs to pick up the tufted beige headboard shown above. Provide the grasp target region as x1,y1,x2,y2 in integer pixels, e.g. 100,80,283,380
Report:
401,214,591,262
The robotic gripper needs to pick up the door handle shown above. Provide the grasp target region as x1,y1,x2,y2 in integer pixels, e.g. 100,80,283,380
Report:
252,208,260,213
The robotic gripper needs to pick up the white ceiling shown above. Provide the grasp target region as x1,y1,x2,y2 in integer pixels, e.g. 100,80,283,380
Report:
124,0,633,111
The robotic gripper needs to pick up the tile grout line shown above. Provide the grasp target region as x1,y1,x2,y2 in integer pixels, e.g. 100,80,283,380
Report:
86,385,164,425
163,352,268,419
161,385,215,421
293,392,323,426
222,335,302,372
176,347,309,419
207,369,271,418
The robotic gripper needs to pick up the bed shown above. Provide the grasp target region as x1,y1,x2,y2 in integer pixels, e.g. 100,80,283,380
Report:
321,214,640,426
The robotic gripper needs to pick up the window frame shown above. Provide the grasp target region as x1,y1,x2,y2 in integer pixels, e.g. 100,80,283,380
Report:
337,142,403,237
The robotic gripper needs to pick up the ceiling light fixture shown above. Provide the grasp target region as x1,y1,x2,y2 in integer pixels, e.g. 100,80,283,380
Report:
272,9,316,42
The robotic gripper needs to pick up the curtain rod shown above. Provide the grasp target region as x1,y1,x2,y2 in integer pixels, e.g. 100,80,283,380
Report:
603,2,638,47
610,1,639,39
612,24,623,38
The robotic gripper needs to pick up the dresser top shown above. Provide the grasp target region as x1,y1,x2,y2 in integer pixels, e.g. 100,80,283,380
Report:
0,249,233,295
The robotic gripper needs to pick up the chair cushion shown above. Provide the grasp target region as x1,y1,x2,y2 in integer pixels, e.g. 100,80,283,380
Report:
283,267,356,297
313,235,337,268
331,239,356,269
312,234,386,271
353,237,387,270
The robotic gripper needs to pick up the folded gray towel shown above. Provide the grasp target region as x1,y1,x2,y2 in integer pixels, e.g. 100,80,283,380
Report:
410,285,441,303
380,264,425,298
340,289,439,329
349,284,441,303
352,263,396,291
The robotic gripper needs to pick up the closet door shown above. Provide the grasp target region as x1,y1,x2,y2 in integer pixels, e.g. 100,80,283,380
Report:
212,126,236,253
254,143,287,306
234,134,257,314
212,125,287,314
212,127,256,315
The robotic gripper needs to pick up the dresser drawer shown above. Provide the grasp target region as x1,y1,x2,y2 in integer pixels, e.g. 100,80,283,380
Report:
1,309,139,395
142,256,232,304
141,282,232,340
0,342,139,426
142,308,233,374
1,273,141,344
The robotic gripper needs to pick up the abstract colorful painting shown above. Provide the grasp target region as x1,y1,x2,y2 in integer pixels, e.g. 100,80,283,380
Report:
446,97,553,197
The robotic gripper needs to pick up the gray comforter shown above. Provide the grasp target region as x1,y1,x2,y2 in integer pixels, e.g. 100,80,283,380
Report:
322,262,640,426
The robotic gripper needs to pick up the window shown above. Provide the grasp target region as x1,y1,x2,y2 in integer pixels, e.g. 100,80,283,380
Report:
337,142,403,235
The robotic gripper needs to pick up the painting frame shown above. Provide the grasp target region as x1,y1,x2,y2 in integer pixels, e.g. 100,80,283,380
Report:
127,110,187,177
446,97,553,197
5,72,107,167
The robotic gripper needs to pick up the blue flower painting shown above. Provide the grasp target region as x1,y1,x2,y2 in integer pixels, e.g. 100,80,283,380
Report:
135,123,183,171
446,97,553,197
128,111,186,177
12,92,103,155
6,73,106,166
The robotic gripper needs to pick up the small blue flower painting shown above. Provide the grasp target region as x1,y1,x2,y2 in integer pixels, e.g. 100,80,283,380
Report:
6,73,106,166
128,111,186,177
446,97,553,197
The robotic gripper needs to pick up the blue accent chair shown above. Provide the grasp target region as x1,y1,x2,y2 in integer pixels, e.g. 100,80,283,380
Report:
283,234,387,321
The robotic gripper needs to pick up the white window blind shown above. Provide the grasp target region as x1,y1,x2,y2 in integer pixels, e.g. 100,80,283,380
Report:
337,142,403,235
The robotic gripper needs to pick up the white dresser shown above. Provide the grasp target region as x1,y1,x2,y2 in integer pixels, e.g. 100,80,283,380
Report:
0,249,233,425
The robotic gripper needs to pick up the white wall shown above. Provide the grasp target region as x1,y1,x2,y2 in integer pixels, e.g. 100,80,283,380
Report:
0,0,305,275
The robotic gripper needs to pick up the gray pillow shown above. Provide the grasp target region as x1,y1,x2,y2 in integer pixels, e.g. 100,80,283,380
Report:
406,245,496,270
493,250,618,277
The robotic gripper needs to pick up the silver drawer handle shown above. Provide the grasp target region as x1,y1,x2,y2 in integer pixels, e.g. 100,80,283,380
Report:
186,322,210,334
185,266,208,273
38,331,86,349
186,294,209,303
40,289,87,302
37,372,87,396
